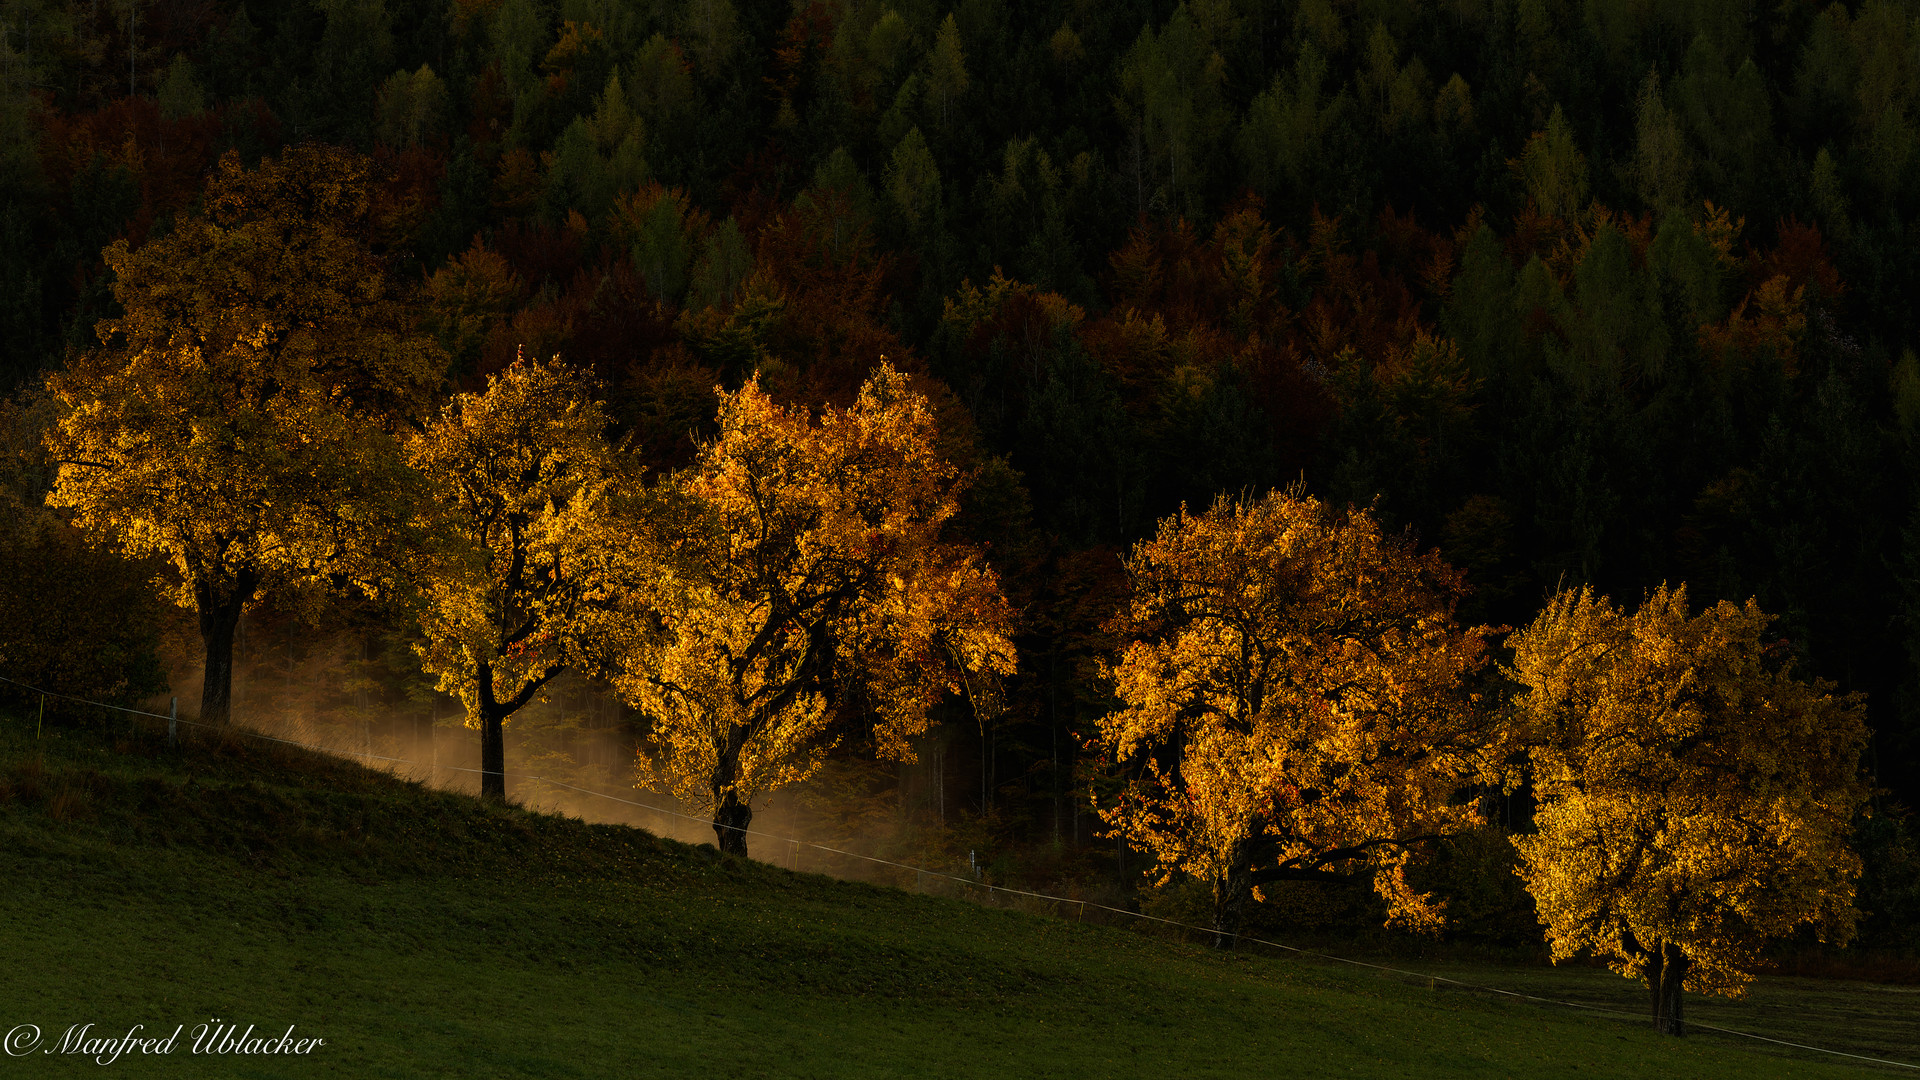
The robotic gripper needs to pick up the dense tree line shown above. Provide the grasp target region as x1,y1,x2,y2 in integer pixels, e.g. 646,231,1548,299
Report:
4,0,1920,991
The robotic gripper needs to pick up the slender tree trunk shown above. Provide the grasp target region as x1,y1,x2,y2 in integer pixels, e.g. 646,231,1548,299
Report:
479,707,506,801
1211,859,1253,950
713,788,752,857
1649,941,1689,1036
194,570,253,726
476,660,507,801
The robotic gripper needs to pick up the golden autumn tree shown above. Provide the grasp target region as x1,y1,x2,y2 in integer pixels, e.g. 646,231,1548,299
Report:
45,147,443,725
613,364,1016,855
407,357,622,802
1097,490,1500,947
1507,585,1871,1036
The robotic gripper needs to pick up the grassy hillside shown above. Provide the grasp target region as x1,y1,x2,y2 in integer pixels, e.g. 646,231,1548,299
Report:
0,716,1904,1079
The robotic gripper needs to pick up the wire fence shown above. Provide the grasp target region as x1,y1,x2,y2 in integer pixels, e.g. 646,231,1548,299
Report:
2,671,1914,1072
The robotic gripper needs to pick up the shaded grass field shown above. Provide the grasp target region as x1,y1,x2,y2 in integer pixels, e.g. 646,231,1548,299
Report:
0,716,1909,1078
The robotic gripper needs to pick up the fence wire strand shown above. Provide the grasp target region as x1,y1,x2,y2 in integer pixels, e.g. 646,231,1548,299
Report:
3,672,1914,1071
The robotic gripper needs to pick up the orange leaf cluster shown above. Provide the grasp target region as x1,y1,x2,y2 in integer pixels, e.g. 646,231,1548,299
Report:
1097,490,1501,939
610,364,1015,852
1508,586,1871,1006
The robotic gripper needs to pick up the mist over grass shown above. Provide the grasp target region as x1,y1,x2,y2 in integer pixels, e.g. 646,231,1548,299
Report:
146,616,1079,894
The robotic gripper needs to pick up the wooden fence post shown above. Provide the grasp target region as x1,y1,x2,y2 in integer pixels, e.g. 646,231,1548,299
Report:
168,697,178,746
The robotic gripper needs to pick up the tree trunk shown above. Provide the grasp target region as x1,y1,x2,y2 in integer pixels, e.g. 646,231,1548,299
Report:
476,660,507,802
709,728,753,856
479,706,506,801
1211,860,1253,950
194,571,253,726
1649,941,1689,1036
713,788,752,857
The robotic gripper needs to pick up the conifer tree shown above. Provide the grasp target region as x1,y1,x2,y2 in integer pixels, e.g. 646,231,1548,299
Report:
925,14,969,131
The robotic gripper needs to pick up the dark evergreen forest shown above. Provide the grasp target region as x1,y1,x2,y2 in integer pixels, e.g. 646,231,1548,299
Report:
5,0,1920,942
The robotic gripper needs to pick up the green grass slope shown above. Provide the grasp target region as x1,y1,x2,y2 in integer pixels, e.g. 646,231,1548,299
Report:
0,718,1900,1078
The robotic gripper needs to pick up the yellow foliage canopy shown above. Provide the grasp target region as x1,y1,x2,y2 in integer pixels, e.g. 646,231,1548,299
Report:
406,357,620,799
50,147,440,605
1508,585,1871,1010
1098,490,1500,941
613,364,1016,853
45,147,442,723
103,147,443,419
